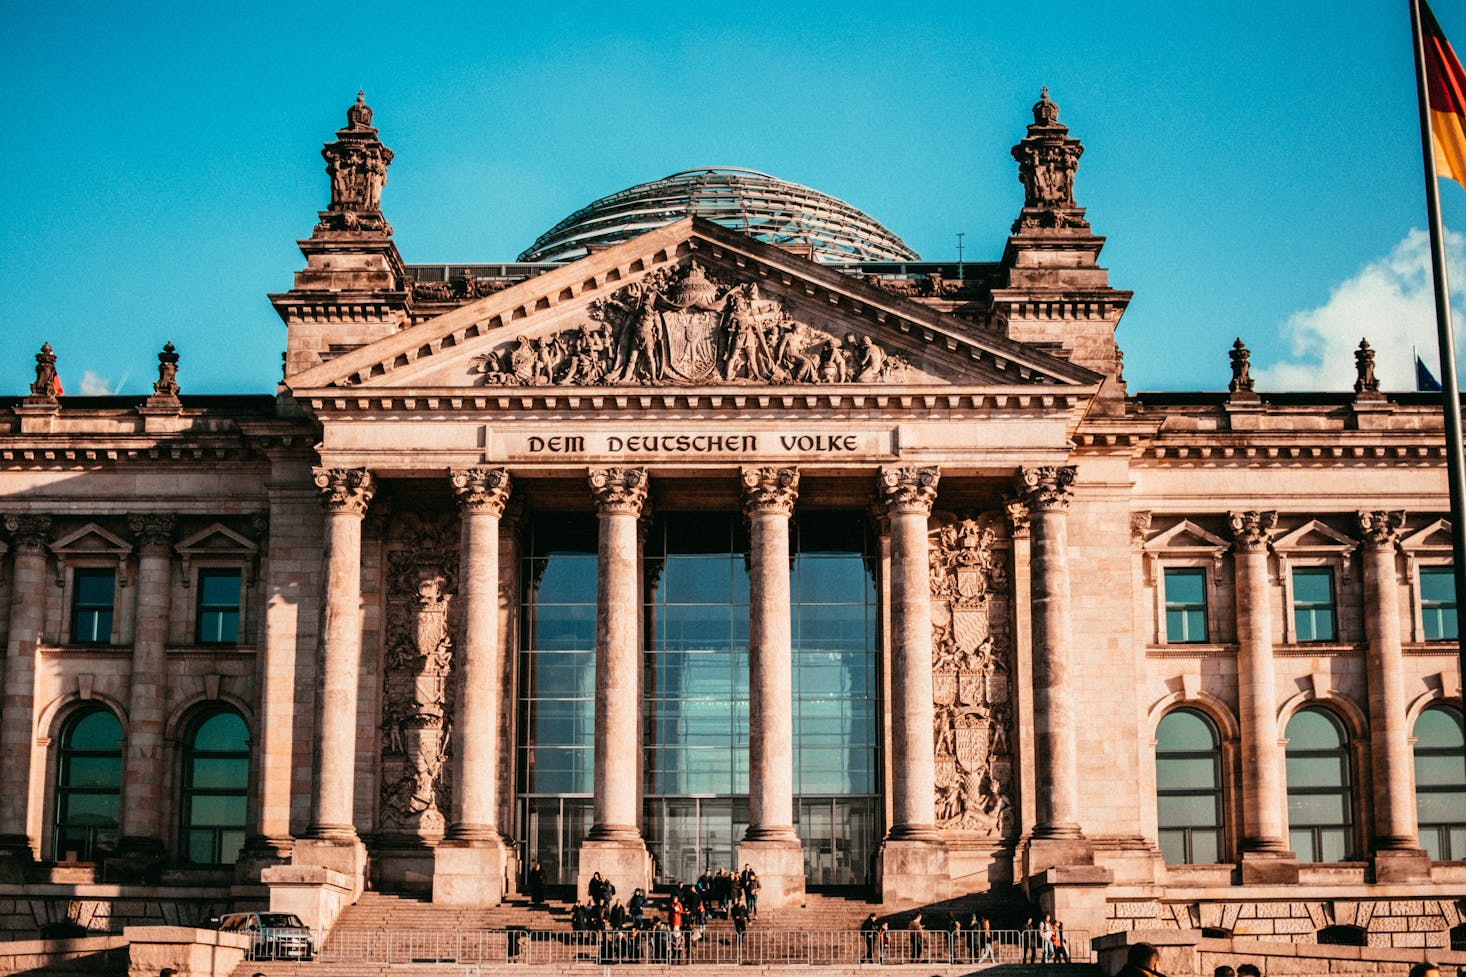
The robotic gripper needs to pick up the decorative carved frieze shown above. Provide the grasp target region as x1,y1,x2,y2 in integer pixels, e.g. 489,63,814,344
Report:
878,465,940,515
3,514,53,549
740,466,799,516
472,261,912,388
450,468,512,516
409,271,513,304
588,467,649,515
1227,510,1278,552
1014,465,1076,512
929,513,1015,839
313,468,377,515
127,514,176,550
1358,510,1407,549
379,512,460,838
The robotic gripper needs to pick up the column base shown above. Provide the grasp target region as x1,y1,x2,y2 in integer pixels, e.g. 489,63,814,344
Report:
1022,833,1094,878
291,835,367,902
433,838,509,906
1238,848,1299,885
576,838,651,903
1372,847,1433,883
736,836,805,911
262,862,357,938
109,836,166,884
876,838,951,904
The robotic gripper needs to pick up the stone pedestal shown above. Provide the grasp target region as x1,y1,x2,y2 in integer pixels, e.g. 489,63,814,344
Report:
1023,835,1095,878
1373,847,1433,884
433,840,509,905
735,838,806,910
1238,849,1299,885
875,839,952,905
575,840,653,901
263,858,359,938
1026,864,1113,952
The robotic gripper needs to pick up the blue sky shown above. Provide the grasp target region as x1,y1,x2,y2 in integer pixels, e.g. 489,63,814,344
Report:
4,0,1466,396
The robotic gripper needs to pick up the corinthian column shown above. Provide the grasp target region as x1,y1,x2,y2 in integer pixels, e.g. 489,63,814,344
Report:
1229,510,1298,883
874,465,951,902
0,515,52,864
119,513,176,865
1015,466,1089,852
737,466,805,908
1358,510,1432,881
578,467,652,897
307,468,375,841
436,468,513,904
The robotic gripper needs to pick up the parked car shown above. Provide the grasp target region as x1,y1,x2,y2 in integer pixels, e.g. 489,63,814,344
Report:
217,912,315,961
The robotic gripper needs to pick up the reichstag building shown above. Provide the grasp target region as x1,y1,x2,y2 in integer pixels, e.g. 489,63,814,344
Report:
1,90,1464,950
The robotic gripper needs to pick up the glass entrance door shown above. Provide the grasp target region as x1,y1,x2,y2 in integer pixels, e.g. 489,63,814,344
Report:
643,797,749,886
522,797,593,886
798,797,878,886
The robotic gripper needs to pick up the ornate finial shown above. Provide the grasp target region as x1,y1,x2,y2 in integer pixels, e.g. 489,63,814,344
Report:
150,340,181,403
29,342,60,401
1228,338,1256,398
318,92,394,234
1012,90,1086,231
1033,87,1060,126
1354,338,1382,399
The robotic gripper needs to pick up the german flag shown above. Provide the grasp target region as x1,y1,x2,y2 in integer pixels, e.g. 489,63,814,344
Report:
1424,0,1466,188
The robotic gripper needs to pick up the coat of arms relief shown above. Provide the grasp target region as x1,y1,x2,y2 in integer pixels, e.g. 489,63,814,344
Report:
378,512,460,838
472,260,919,387
930,515,1016,840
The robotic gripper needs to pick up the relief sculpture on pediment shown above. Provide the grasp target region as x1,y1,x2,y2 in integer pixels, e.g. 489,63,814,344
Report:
930,514,1016,841
471,260,913,387
379,512,460,840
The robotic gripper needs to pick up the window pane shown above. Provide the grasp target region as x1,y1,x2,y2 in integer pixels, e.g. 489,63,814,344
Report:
1157,757,1218,791
188,794,247,825
1418,790,1466,824
1421,567,1457,602
1156,710,1217,752
62,757,122,789
198,610,239,644
193,712,249,752
189,757,250,790
1417,706,1465,750
1287,756,1347,789
73,569,115,605
1416,754,1466,788
1318,828,1349,862
67,710,122,751
1286,709,1344,750
1293,569,1334,604
1159,793,1220,826
1158,829,1187,865
1164,569,1205,604
1189,830,1220,864
1288,792,1348,825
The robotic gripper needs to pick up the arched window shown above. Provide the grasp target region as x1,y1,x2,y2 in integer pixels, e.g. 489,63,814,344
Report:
1286,707,1354,862
1155,708,1225,864
180,710,250,865
53,706,123,862
1414,704,1466,861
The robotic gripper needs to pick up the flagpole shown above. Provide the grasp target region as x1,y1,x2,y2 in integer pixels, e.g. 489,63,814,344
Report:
1410,0,1466,711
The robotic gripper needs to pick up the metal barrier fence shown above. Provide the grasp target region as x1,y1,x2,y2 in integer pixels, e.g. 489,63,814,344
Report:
321,928,1091,966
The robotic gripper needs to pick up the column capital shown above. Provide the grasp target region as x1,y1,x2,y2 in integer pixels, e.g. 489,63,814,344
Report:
1014,465,1076,512
3,514,53,549
127,513,176,550
741,466,800,517
1358,509,1406,550
451,467,512,516
313,467,377,515
878,465,940,515
1003,498,1031,538
588,467,648,516
1228,510,1278,552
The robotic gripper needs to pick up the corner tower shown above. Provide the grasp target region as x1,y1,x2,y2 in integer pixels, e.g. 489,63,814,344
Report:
995,90,1131,412
271,93,409,378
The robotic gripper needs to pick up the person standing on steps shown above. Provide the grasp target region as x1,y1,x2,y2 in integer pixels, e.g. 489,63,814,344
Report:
860,913,879,963
528,861,545,905
908,910,927,963
1039,914,1055,964
1021,916,1037,964
1052,918,1070,963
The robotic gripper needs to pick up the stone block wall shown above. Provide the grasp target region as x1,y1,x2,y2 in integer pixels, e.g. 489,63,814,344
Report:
1106,896,1466,951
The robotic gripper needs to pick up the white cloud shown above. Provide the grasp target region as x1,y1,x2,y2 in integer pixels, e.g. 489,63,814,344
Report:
1254,229,1466,392
77,370,113,396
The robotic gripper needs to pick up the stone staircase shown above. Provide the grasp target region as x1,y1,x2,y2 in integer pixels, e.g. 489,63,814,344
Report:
228,886,1101,977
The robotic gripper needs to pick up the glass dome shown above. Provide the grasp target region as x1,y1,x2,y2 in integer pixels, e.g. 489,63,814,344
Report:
518,167,919,264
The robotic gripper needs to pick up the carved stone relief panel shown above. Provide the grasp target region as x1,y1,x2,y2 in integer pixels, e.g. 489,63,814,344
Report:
930,513,1016,841
379,511,460,840
471,261,929,387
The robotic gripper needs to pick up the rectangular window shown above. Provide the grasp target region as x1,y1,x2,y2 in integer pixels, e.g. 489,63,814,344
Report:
70,568,116,645
1163,568,1208,643
196,569,242,644
1292,568,1336,642
1422,567,1459,641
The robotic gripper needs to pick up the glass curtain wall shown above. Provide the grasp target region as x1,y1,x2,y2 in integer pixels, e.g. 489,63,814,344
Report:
790,513,879,886
518,515,598,885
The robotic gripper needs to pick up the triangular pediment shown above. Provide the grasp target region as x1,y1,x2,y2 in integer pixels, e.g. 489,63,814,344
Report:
1402,518,1453,552
287,218,1101,395
50,522,132,558
1273,519,1359,554
1143,519,1230,554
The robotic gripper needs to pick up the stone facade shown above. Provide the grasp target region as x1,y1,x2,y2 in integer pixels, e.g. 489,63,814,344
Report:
2,91,1465,951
